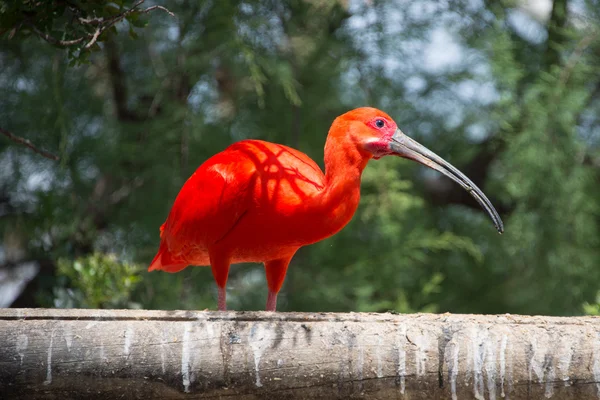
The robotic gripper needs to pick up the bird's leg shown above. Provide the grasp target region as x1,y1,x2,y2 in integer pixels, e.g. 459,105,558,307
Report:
217,287,227,311
266,291,277,312
264,256,293,312
210,251,231,311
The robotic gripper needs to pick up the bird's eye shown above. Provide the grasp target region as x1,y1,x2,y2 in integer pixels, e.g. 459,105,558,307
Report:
375,119,385,128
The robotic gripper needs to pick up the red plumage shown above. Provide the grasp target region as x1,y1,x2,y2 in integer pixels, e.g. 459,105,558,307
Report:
149,107,503,311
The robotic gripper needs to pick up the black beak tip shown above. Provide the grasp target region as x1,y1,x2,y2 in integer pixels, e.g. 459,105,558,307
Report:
496,222,504,234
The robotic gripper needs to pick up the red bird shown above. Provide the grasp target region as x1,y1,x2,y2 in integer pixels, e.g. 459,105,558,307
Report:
149,107,503,311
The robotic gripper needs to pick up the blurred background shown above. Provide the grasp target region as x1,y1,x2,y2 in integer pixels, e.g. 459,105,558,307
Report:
1,0,599,315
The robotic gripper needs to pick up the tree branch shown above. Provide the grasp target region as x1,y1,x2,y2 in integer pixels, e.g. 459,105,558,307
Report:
0,127,59,160
139,5,175,18
84,28,102,49
25,22,85,47
17,0,175,51
81,1,175,50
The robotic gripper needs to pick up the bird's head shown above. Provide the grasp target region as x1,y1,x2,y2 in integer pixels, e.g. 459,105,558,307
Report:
335,107,504,233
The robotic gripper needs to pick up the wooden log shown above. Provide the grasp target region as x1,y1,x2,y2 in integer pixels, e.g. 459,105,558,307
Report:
1,308,600,399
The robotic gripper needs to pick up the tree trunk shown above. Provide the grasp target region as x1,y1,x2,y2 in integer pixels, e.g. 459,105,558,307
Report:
1,308,600,399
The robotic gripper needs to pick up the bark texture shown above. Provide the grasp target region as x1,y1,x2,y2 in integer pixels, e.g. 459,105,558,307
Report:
1,308,600,399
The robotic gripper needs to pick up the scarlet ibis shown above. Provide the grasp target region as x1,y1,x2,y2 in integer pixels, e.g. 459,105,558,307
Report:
149,107,503,311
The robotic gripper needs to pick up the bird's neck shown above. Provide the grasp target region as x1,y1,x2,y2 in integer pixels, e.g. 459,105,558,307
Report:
324,138,369,196
313,137,371,238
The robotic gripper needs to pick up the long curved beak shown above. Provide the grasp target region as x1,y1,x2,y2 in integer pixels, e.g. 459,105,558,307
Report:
390,129,504,233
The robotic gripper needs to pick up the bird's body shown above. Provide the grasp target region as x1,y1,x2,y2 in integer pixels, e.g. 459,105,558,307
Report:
149,107,503,311
150,138,362,266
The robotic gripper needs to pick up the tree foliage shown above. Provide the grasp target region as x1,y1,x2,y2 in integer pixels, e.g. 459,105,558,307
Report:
0,0,173,65
1,0,599,315
55,253,142,309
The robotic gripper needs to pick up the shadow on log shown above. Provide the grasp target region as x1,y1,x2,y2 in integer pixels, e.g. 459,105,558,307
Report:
1,308,600,399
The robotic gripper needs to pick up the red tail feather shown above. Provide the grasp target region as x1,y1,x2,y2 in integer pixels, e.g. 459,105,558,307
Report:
148,240,188,273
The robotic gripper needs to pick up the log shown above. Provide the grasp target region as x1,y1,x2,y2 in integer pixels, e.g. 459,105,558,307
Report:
1,308,600,399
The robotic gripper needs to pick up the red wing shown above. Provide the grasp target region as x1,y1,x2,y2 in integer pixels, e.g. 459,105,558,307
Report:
148,139,325,272
150,153,256,270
